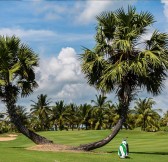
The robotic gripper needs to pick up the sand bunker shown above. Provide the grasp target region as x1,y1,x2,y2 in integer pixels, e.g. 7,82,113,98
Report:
28,144,74,152
0,134,17,141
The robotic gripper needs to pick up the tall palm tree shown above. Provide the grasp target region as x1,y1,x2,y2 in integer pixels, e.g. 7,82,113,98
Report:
30,94,52,131
0,36,52,144
78,6,168,150
134,98,161,131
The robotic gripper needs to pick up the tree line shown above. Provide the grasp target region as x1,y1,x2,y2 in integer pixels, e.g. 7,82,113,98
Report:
0,94,167,134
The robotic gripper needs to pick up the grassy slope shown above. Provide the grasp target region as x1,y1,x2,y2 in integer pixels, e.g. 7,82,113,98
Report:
0,129,168,162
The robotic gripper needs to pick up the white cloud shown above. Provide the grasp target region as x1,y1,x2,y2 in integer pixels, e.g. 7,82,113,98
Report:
76,1,112,24
33,2,68,21
31,0,136,24
0,27,93,44
34,47,96,104
0,28,56,42
161,0,168,20
75,0,136,24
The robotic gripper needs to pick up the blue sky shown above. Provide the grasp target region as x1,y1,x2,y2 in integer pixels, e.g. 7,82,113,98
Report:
0,0,168,113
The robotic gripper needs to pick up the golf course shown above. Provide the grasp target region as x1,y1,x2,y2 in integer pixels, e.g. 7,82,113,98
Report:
0,1,168,162
0,129,168,162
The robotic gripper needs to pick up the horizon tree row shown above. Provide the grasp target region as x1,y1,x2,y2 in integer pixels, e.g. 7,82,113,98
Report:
0,94,167,133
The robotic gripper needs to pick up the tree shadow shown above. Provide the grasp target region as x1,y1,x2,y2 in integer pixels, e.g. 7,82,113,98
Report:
131,152,168,155
9,146,26,149
107,151,168,155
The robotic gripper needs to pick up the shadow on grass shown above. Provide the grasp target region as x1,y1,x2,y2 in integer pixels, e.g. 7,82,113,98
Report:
130,152,168,155
9,146,26,149
107,151,168,155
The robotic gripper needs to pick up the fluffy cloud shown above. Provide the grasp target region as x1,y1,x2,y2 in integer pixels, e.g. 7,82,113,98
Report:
0,28,56,42
0,27,93,44
161,0,168,20
75,0,136,24
32,0,136,24
33,47,97,104
32,1,69,21
76,1,112,24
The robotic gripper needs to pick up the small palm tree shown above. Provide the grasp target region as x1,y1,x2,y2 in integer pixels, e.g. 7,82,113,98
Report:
105,104,120,129
66,103,78,130
77,103,92,130
0,36,52,144
161,111,168,127
51,100,68,131
91,94,111,130
134,98,161,131
30,94,52,131
15,105,29,127
125,111,137,130
0,112,10,133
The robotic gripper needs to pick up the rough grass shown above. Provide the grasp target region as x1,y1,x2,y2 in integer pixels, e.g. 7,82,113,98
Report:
0,129,168,162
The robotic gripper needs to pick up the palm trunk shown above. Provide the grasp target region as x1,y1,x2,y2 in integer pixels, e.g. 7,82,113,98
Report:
75,117,124,151
75,102,129,151
5,86,53,145
8,108,53,144
75,83,132,151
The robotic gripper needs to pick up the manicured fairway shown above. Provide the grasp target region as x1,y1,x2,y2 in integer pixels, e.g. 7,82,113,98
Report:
0,129,168,162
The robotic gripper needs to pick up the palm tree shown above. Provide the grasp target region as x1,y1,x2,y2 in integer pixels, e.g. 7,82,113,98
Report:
78,6,168,150
50,100,68,131
105,104,120,129
90,94,111,130
77,103,92,130
125,111,137,130
0,36,52,144
134,98,161,131
30,94,52,131
15,105,29,127
0,112,10,133
66,103,78,130
161,111,168,127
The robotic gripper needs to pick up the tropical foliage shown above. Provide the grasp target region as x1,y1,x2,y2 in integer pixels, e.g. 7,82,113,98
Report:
0,94,165,134
30,94,52,131
133,98,161,131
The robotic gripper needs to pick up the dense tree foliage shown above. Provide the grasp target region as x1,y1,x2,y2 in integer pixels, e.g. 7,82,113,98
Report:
0,95,165,134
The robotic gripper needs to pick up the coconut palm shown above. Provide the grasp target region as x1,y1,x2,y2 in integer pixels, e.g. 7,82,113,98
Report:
15,105,29,127
105,104,120,129
0,112,10,133
161,111,168,126
90,94,111,130
66,103,78,130
0,36,52,144
78,6,168,150
134,98,161,131
30,94,52,131
125,111,137,130
50,100,68,131
77,103,92,130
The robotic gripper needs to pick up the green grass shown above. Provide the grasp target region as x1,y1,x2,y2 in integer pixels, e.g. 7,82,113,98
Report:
0,129,168,162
